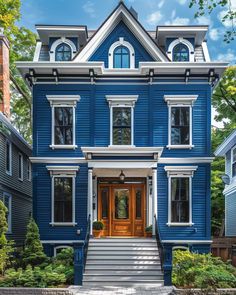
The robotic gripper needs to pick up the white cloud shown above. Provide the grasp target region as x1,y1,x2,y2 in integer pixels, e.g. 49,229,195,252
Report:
146,11,163,25
176,0,187,5
209,28,221,41
215,49,236,63
83,1,95,18
165,17,190,26
196,15,212,26
158,0,165,8
171,10,176,19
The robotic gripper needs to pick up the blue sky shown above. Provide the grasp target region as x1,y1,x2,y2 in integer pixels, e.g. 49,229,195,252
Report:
19,0,236,63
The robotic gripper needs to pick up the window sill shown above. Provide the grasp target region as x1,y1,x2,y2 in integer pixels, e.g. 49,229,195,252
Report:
50,222,77,227
6,171,12,176
166,222,194,227
50,145,78,150
18,178,23,182
167,145,194,150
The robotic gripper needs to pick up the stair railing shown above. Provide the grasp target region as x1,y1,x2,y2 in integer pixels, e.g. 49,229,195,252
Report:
83,214,91,269
154,214,164,271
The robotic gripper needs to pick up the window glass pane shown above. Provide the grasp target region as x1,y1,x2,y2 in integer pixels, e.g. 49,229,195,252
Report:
113,46,130,68
135,188,142,219
173,44,189,62
6,142,10,173
18,154,23,179
55,43,72,61
113,107,131,145
54,107,73,145
54,177,72,222
171,107,190,145
101,188,109,219
115,189,129,219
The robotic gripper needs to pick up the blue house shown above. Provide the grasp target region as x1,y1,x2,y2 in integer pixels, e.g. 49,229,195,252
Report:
16,1,227,286
215,130,236,237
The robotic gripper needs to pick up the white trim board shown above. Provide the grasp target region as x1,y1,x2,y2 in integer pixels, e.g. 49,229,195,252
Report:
30,157,86,164
159,157,214,164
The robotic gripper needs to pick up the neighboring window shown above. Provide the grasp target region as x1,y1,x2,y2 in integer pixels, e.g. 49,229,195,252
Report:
3,193,12,233
47,95,80,149
55,43,72,61
173,43,189,62
113,107,131,145
18,153,23,181
171,107,190,145
171,177,189,223
5,140,12,175
165,166,197,226
113,46,130,68
232,147,236,178
27,159,31,181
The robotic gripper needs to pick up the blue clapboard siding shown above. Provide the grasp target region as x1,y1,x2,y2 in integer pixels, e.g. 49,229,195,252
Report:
89,21,155,67
33,83,211,158
33,163,88,241
158,163,211,240
225,191,236,236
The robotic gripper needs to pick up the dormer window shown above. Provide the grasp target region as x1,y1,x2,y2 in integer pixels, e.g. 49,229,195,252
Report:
55,43,72,61
173,44,189,62
108,37,135,69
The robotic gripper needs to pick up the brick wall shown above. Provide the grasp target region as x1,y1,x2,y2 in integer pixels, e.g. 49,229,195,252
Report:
0,28,10,117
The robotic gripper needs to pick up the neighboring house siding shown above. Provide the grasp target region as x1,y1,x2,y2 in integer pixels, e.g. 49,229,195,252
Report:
225,191,236,236
195,45,205,62
39,45,50,61
225,150,232,177
89,21,155,67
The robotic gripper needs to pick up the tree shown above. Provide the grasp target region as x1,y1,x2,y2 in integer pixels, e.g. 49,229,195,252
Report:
189,0,236,43
0,200,14,275
0,0,37,142
22,218,47,266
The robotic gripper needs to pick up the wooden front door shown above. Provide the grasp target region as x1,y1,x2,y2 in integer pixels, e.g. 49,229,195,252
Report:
98,182,146,236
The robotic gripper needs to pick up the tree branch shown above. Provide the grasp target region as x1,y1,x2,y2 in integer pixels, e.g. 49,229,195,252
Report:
10,71,31,107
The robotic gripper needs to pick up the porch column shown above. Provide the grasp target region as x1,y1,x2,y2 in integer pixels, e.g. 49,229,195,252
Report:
152,168,157,236
88,168,93,235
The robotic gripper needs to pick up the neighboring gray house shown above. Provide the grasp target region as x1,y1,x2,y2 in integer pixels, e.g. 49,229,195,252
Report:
0,29,32,246
215,129,236,237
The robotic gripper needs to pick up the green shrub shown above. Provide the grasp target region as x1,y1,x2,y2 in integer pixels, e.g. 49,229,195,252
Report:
145,225,152,233
52,248,74,284
93,221,104,230
172,250,236,290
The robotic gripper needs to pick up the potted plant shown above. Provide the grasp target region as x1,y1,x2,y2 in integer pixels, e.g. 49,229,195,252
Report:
145,225,152,238
92,221,104,238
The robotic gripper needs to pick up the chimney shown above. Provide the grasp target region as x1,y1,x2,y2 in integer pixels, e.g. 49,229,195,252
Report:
0,28,10,118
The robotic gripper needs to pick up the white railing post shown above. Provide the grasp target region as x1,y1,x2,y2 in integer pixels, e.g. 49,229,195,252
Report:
88,169,93,235
152,168,157,236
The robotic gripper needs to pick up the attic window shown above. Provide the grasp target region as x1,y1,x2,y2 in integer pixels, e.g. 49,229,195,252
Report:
55,43,72,61
114,46,130,68
50,37,77,62
167,38,194,62
173,44,189,62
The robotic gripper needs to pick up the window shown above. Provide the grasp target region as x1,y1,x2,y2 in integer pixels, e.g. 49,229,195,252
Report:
232,147,236,178
171,107,190,145
18,153,23,181
47,95,80,149
164,95,198,149
27,159,31,181
113,46,130,68
3,193,12,233
173,44,189,62
47,166,79,226
106,95,138,146
55,43,72,61
5,140,12,175
165,166,197,226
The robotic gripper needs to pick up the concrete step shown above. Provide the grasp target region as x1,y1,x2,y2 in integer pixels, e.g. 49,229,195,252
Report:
88,246,158,251
87,255,159,260
86,260,160,265
87,250,159,255
85,264,162,270
84,270,163,276
83,276,163,282
83,281,164,287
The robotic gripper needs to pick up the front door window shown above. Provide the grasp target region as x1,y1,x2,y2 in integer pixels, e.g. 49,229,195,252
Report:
115,189,129,219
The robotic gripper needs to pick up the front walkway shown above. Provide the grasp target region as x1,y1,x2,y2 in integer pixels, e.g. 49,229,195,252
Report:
69,285,174,295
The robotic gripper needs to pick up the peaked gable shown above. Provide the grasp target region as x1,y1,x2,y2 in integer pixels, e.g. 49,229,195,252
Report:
74,2,168,63
89,21,154,67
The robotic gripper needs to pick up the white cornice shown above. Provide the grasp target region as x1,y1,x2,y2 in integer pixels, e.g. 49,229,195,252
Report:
215,129,236,156
46,95,81,106
30,157,86,164
164,166,198,177
164,94,198,106
106,95,138,107
46,166,80,171
159,157,214,164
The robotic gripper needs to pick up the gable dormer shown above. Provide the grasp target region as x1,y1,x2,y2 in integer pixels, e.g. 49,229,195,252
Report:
156,26,210,62
33,25,88,62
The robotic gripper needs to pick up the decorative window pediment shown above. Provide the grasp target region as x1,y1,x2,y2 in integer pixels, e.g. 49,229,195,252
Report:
167,38,194,62
164,95,198,106
164,166,198,177
106,95,138,107
50,37,77,62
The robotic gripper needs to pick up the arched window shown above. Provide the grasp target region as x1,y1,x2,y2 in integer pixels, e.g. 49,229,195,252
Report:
55,43,72,61
172,44,189,62
113,46,130,68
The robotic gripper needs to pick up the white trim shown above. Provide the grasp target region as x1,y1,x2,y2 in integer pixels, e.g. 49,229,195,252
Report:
108,37,135,69
167,222,194,227
167,38,194,62
164,166,198,175
33,41,42,62
223,182,236,195
5,140,12,176
202,41,210,62
167,145,194,149
164,95,198,106
18,152,23,181
74,5,168,62
81,146,163,155
41,240,84,244
231,146,236,179
106,95,138,107
53,245,73,257
88,160,158,169
3,192,12,234
50,144,78,150
46,95,81,106
162,240,212,244
152,169,157,236
159,157,214,164
215,130,236,156
47,165,80,174
27,159,31,181
30,157,86,164
50,222,77,226
50,37,77,62
88,169,93,235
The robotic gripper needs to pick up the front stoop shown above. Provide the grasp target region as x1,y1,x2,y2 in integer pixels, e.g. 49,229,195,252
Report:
83,238,164,287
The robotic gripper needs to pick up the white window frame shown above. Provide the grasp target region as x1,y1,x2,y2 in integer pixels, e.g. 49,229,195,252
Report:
167,37,195,62
5,140,12,176
50,37,77,62
108,37,135,69
165,166,197,227
47,95,80,150
53,245,73,257
3,192,12,234
47,166,80,226
164,95,198,149
27,159,32,181
106,95,138,147
18,153,23,181
232,146,236,179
